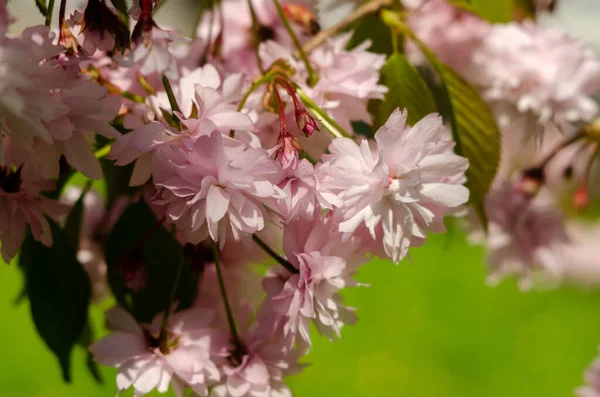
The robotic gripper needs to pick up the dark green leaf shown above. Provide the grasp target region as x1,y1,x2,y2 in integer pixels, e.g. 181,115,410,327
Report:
105,201,200,323
78,320,103,384
396,24,500,227
22,221,91,382
351,120,375,138
347,13,396,55
110,0,130,24
449,0,514,22
433,65,501,228
99,158,139,211
378,53,437,128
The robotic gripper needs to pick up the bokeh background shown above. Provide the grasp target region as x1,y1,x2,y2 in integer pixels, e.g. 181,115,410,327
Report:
4,1,600,396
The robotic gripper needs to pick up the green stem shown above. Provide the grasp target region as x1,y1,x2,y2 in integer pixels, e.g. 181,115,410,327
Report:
272,0,318,86
252,235,298,274
247,0,266,74
161,75,181,114
45,0,56,27
35,0,48,17
211,241,244,355
230,72,280,137
297,88,352,138
122,91,146,104
158,256,184,354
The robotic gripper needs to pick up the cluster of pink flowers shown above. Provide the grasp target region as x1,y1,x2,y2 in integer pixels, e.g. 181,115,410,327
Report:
0,0,472,394
4,0,600,394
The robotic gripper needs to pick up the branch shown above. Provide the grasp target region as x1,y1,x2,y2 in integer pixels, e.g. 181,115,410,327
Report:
300,0,394,54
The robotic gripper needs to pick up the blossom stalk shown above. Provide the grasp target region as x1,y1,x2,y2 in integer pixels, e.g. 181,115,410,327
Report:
301,0,394,54
157,255,184,354
272,0,318,86
252,234,298,274
211,240,245,362
297,88,352,138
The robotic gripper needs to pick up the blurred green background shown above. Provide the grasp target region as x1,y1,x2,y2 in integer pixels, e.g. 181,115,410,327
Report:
3,234,600,397
5,1,600,396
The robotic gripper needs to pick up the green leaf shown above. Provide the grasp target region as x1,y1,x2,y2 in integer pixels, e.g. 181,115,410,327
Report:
21,221,91,383
105,201,200,323
110,0,130,24
78,320,103,384
347,13,396,55
99,158,139,211
378,53,437,128
388,16,501,227
449,0,514,22
430,63,500,228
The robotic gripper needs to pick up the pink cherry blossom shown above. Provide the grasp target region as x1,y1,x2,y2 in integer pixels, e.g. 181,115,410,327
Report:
152,130,285,246
210,328,302,397
483,183,569,289
259,33,386,135
276,158,341,222
68,10,116,55
110,64,254,186
406,0,490,77
89,307,221,397
320,108,469,263
190,0,312,75
19,79,122,181
261,212,362,346
472,22,600,128
124,27,179,80
577,349,600,397
0,177,64,263
0,27,67,164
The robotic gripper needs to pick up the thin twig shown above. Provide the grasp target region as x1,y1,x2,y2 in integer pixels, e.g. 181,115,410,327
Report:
58,0,67,31
211,241,245,358
252,235,298,274
300,0,394,55
273,0,318,86
158,256,184,354
297,88,352,138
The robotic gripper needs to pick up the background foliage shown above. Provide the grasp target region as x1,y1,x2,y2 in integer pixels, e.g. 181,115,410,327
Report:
3,0,600,396
3,234,600,396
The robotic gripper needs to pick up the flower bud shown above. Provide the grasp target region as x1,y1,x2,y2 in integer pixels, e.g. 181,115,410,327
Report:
295,107,319,137
573,181,589,211
81,0,130,53
283,3,320,35
58,21,80,53
517,167,544,197
275,130,302,169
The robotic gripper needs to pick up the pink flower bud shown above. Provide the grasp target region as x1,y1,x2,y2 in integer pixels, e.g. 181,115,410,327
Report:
517,167,544,197
574,182,589,211
282,3,320,35
275,131,302,169
295,108,319,137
